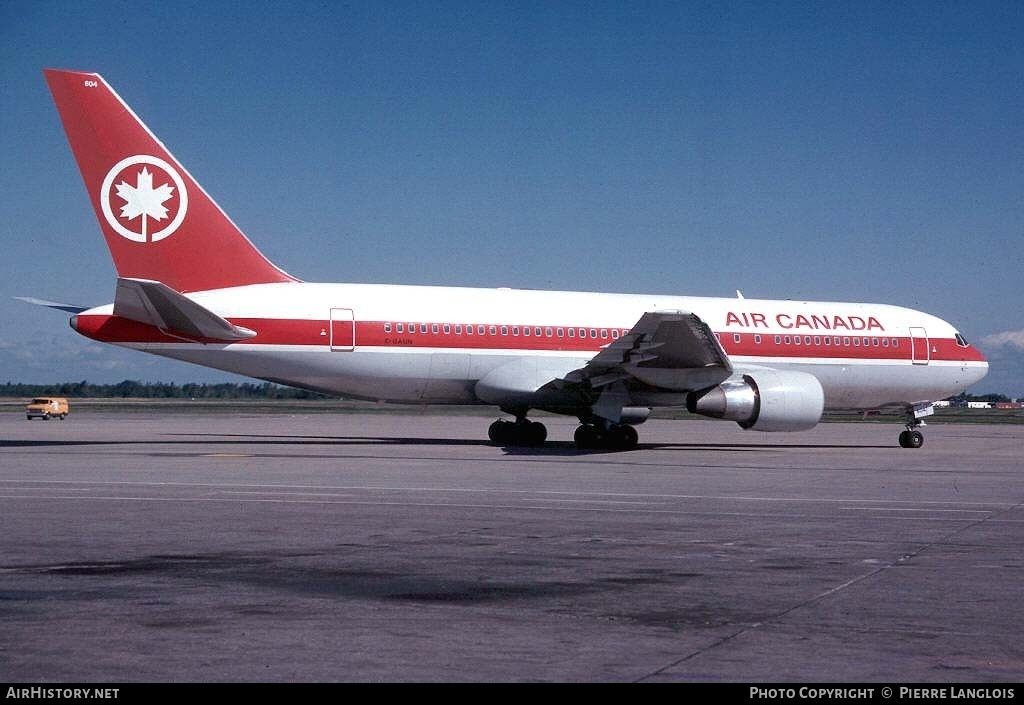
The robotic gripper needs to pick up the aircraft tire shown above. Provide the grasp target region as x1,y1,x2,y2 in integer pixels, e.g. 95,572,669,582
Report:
898,430,924,449
574,425,601,449
526,421,547,445
488,420,512,445
490,419,547,446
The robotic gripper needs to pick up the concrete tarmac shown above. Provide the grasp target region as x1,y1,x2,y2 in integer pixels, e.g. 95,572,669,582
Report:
1,411,1021,682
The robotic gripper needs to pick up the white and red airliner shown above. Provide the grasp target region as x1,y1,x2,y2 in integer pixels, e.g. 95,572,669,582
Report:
36,69,988,449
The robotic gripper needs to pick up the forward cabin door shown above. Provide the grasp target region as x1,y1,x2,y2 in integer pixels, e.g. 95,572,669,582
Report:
330,308,355,351
910,327,929,365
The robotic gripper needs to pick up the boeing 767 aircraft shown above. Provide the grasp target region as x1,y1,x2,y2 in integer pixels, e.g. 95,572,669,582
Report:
34,69,988,449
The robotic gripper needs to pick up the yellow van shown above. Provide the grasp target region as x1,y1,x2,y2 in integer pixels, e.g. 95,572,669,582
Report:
25,397,69,420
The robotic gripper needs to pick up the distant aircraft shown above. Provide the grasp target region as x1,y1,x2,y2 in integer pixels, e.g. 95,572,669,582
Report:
36,69,988,449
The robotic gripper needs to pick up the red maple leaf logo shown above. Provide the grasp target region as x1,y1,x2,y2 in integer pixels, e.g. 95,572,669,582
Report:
113,167,176,241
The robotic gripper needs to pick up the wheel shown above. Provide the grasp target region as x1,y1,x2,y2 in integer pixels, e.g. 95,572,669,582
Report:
603,425,639,450
620,424,639,449
574,425,602,449
526,421,547,445
899,430,924,448
490,419,547,446
488,419,512,444
42,414,50,420
59,413,67,420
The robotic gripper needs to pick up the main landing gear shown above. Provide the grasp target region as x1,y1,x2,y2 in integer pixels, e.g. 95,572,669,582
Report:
488,418,548,446
573,422,639,450
487,416,640,450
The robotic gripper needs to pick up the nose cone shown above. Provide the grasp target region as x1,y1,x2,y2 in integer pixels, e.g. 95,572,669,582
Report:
970,358,989,386
69,314,79,332
964,344,989,387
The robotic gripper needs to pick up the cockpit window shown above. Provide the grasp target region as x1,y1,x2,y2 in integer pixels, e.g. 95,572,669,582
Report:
955,333,969,347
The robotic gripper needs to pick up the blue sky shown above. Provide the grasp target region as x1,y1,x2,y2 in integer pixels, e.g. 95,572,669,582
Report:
1,0,1022,395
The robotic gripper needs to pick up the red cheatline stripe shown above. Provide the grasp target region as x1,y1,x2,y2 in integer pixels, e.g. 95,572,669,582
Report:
70,314,987,362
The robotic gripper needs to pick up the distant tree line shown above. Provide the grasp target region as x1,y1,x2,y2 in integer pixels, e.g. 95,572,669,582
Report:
0,380,330,400
946,392,1021,405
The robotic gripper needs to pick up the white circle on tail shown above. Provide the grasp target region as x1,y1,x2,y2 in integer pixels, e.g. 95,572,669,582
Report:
100,155,188,243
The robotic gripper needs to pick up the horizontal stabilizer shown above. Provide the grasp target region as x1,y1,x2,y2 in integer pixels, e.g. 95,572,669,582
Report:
113,278,256,342
15,296,89,314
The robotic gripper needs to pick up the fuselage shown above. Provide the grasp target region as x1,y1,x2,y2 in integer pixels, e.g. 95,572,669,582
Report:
70,281,988,411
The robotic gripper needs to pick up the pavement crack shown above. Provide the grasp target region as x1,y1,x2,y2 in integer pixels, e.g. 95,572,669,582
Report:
635,500,1024,682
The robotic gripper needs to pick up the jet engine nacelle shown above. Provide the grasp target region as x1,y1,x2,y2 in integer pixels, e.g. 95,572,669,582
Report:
687,370,824,432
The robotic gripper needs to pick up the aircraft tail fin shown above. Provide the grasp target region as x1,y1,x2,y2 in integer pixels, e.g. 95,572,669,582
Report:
44,69,298,293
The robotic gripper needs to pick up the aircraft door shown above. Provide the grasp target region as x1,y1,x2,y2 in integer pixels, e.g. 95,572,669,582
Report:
330,308,355,351
910,327,929,365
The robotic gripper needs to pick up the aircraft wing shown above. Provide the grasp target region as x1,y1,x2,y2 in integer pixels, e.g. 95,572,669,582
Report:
559,310,733,393
113,278,256,342
475,310,735,417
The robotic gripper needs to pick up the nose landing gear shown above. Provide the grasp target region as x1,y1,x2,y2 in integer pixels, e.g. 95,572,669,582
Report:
898,403,933,448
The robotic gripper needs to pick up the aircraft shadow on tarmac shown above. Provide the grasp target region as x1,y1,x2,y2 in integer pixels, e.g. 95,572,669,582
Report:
1,435,893,454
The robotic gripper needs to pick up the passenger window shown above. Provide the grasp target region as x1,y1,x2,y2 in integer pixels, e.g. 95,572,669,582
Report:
853,338,860,346
844,337,850,346
557,328,564,337
804,336,811,345
420,324,428,334
813,336,820,345
431,324,439,334
568,328,575,337
612,330,619,340
478,325,485,335
546,327,553,337
882,338,888,347
500,326,508,336
384,322,391,333
601,329,608,339
466,325,473,335
774,335,781,344
891,338,898,347
490,326,497,335
396,323,404,333
754,334,762,344
512,327,519,336
455,324,462,334
794,336,801,345
535,327,542,336
523,327,530,336
733,334,741,343
824,337,830,346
